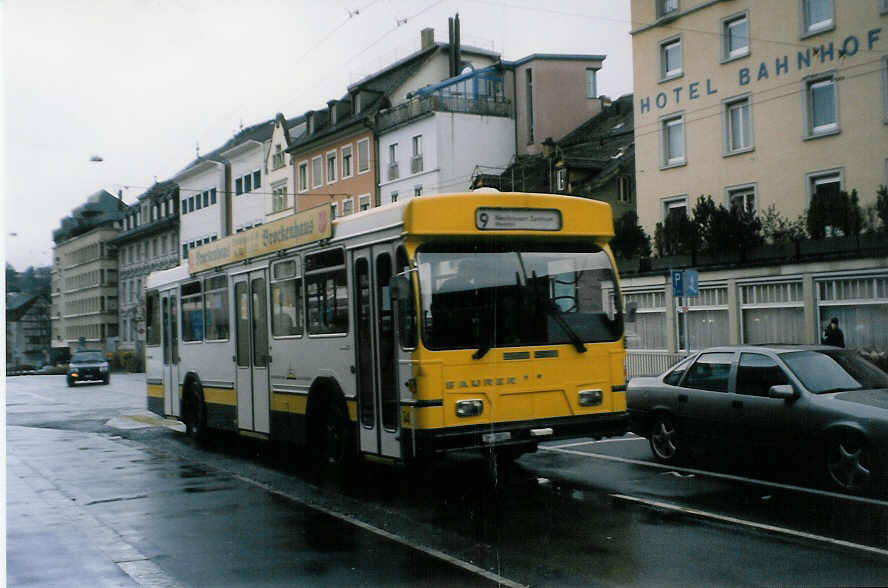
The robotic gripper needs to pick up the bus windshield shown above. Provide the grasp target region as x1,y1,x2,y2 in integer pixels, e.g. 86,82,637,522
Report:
416,241,622,352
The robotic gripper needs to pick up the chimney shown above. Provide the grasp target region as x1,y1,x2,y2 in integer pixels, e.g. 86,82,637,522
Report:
305,111,314,134
448,17,455,77
454,13,461,75
420,28,434,50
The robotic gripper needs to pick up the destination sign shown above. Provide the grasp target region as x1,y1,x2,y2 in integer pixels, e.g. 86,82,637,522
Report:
188,204,331,273
475,207,562,231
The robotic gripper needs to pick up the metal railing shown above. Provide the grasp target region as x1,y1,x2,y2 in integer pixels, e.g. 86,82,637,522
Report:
625,350,690,379
376,94,512,131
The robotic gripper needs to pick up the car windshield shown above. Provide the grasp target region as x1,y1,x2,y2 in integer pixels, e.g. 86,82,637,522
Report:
71,351,105,363
415,241,622,351
781,349,888,393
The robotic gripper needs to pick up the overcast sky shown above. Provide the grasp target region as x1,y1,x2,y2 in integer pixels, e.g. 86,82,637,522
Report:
2,0,633,271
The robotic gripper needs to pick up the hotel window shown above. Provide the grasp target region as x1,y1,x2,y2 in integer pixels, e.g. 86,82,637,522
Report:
726,184,757,213
312,156,323,189
359,194,370,211
817,274,888,349
660,113,686,167
659,36,682,81
272,184,287,213
623,291,666,350
882,0,888,15
663,196,688,222
585,68,597,98
411,135,423,173
722,12,749,61
723,95,753,155
341,144,353,178
326,151,337,184
357,138,370,174
741,281,805,344
657,0,678,19
804,73,838,138
801,0,833,37
298,161,308,192
806,168,843,206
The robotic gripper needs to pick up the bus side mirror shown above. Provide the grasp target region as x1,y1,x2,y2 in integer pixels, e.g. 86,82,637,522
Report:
625,301,638,323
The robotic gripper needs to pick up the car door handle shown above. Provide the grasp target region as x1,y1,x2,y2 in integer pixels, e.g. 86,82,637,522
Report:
678,394,688,403
732,399,743,409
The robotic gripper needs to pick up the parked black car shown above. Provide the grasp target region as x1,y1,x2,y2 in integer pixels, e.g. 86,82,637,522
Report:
628,345,888,495
67,350,110,386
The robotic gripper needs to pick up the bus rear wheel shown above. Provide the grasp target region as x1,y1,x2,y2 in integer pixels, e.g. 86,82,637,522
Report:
313,399,354,474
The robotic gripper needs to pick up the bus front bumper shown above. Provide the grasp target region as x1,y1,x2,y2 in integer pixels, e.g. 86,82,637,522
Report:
404,411,629,458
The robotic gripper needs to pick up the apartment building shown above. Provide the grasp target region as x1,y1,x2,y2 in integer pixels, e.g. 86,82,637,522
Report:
265,113,306,224
287,24,500,216
623,0,888,358
110,181,180,352
51,190,126,354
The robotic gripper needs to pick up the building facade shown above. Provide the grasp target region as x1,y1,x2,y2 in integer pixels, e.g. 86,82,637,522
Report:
51,190,126,354
6,293,51,367
264,114,306,224
631,0,887,233
623,0,888,362
111,181,180,352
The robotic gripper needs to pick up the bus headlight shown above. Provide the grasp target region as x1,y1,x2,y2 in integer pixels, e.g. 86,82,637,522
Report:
455,399,483,418
578,389,603,407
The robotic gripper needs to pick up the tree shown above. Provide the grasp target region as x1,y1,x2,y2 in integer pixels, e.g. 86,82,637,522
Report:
654,211,700,257
6,263,20,293
806,188,863,239
611,210,651,259
692,195,762,257
761,205,807,244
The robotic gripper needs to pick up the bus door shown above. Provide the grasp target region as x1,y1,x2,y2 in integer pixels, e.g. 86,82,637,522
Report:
233,270,271,434
353,245,401,459
160,289,180,418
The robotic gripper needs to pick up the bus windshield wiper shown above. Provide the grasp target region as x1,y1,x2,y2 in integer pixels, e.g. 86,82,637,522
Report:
472,342,491,360
547,304,587,353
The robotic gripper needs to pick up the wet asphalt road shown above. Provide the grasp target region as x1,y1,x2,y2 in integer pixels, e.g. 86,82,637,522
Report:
6,373,888,586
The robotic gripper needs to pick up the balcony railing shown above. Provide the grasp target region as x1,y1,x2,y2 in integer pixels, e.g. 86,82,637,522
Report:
376,94,512,132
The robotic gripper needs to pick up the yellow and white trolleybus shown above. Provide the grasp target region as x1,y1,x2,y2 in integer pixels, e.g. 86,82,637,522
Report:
145,191,629,467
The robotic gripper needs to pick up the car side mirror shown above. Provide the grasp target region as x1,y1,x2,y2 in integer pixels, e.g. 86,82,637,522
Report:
768,384,797,401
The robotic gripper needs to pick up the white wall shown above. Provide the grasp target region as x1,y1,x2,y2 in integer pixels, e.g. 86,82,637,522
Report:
178,163,225,259
227,142,267,232
434,112,514,194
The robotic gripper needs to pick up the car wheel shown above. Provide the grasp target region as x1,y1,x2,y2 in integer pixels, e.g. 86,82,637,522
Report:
67,377,74,388
649,413,683,463
103,375,110,385
826,432,878,495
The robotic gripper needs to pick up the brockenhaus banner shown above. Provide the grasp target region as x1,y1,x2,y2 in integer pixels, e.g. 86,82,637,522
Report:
188,205,331,273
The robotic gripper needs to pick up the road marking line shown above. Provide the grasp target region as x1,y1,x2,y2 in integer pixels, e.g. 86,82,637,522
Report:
229,472,528,588
539,445,888,507
610,493,888,558
548,436,643,449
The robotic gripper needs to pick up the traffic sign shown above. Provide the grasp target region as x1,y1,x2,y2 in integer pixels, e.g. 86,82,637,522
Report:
685,269,699,297
671,270,684,297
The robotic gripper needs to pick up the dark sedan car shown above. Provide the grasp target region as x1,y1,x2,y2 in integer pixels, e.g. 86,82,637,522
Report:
628,345,888,495
66,350,110,386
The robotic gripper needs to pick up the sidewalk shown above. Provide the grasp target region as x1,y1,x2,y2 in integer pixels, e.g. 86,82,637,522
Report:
6,426,182,587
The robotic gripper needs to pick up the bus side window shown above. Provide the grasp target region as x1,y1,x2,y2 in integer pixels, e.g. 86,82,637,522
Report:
145,290,160,346
305,249,348,335
395,247,417,349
